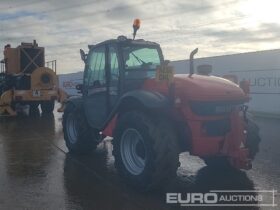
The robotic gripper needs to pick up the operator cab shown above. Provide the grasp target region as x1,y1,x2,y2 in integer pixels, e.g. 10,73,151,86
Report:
81,36,164,128
83,36,164,90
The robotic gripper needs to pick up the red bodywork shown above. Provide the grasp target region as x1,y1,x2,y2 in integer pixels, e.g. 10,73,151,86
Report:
102,74,251,170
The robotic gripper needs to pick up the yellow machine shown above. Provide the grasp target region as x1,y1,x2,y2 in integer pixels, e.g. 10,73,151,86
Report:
0,40,67,116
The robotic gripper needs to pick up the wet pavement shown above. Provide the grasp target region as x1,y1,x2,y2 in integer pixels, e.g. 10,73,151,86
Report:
0,105,279,210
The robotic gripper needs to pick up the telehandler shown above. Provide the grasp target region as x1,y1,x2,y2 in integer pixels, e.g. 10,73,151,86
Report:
63,19,260,190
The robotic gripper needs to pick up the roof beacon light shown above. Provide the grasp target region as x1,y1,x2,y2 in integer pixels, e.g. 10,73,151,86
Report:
133,18,141,40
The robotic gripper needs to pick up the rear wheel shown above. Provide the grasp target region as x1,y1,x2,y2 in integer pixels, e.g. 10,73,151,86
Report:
41,101,55,113
113,111,179,191
63,103,99,154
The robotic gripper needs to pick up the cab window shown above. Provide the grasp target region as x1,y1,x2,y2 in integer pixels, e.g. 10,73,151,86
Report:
122,46,161,70
86,46,106,88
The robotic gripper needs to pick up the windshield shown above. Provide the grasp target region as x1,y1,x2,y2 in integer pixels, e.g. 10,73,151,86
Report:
122,45,161,70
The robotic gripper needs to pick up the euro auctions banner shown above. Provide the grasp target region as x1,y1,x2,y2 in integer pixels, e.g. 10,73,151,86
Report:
166,190,277,207
229,69,280,95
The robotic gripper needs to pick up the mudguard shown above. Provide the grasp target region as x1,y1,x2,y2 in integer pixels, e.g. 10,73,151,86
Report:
102,90,170,130
105,90,170,126
118,90,170,110
101,90,170,134
66,90,169,130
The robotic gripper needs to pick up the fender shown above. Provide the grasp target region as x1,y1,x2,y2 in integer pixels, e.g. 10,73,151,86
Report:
102,90,170,135
66,90,170,133
118,90,170,109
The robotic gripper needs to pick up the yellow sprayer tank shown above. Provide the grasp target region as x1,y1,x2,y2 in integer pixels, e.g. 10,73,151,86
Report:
0,40,67,116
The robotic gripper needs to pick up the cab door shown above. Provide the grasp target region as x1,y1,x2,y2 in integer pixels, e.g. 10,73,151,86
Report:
108,44,121,111
83,45,109,129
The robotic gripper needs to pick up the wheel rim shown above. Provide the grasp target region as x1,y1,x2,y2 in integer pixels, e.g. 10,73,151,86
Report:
120,128,147,175
66,113,78,144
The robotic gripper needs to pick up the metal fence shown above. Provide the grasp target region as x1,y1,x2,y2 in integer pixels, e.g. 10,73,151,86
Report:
45,60,57,73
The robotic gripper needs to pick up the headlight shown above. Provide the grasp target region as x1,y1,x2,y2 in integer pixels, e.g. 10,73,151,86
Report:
190,101,243,116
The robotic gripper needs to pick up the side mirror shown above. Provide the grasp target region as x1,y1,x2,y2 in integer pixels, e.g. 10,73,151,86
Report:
76,84,84,94
80,49,86,62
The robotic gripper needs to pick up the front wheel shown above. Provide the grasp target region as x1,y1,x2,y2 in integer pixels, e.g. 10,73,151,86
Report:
245,118,261,159
41,101,55,113
113,111,179,191
203,157,231,168
63,103,99,154
204,118,261,168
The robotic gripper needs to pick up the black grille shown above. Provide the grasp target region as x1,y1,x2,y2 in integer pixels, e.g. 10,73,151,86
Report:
20,48,44,73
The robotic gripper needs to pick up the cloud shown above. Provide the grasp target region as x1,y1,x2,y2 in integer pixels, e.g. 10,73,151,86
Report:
0,0,279,73
0,11,40,21
201,22,280,43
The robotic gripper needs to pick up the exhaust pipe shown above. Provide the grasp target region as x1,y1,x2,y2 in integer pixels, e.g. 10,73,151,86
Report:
189,48,198,77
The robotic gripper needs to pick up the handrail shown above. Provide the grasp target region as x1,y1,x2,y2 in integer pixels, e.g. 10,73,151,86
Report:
45,60,57,74
0,61,5,74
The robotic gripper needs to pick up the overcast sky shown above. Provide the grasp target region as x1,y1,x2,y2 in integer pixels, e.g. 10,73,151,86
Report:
0,0,279,73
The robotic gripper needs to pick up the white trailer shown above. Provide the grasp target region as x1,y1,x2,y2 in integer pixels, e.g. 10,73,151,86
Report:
59,72,83,96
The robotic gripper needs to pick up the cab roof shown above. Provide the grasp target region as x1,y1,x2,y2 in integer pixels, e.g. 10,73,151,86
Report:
88,36,160,49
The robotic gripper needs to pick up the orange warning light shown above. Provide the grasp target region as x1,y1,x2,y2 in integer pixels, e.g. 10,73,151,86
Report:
133,18,141,29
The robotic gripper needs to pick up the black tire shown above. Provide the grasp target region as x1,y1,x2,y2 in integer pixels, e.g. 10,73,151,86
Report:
62,103,99,154
40,101,55,113
113,111,179,191
203,157,231,168
29,103,40,116
30,103,39,111
204,118,261,167
245,118,261,159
